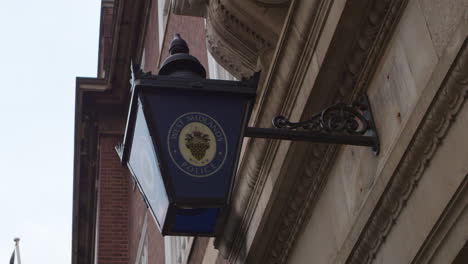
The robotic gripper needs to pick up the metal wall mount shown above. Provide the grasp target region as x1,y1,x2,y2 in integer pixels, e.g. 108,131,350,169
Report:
245,94,380,155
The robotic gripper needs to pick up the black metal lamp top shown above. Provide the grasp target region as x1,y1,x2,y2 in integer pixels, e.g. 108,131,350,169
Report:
158,34,206,78
169,33,189,54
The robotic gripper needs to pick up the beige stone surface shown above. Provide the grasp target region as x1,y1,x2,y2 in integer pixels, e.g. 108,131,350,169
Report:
418,0,468,56
428,196,468,264
214,0,467,262
373,102,468,264
202,238,219,264
286,180,342,264
286,1,462,263
396,0,439,95
368,0,438,162
338,18,467,262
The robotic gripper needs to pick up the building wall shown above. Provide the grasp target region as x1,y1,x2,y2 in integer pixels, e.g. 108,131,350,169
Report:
96,135,167,264
287,0,468,263
147,217,165,263
98,2,114,78
97,135,129,264
141,0,159,74
164,1,467,264
76,0,467,263
128,185,147,264
128,180,166,264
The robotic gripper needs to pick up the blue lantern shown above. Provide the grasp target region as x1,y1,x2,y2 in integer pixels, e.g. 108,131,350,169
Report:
117,34,258,236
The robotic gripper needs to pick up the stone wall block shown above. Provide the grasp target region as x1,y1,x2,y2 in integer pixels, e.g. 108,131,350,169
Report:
418,0,468,56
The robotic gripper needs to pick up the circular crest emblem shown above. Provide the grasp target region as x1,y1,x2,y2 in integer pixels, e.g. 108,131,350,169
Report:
168,112,227,177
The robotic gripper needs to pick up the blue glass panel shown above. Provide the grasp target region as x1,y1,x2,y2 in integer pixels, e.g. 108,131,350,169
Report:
171,208,219,234
143,91,249,202
128,100,169,227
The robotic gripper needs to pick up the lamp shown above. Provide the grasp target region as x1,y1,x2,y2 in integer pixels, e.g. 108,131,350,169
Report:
117,34,379,236
117,34,258,236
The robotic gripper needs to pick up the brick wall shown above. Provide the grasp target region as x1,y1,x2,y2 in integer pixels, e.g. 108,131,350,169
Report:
142,0,159,73
147,213,165,263
128,181,165,264
128,183,147,263
97,135,129,264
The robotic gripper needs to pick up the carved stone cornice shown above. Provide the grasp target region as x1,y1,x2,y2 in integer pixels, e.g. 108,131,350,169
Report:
411,174,468,264
205,0,286,78
250,0,410,263
205,16,257,78
341,0,409,99
172,0,288,79
346,39,468,264
215,0,410,262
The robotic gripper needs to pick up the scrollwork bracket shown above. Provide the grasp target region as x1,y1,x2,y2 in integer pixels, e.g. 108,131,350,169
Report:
245,94,380,154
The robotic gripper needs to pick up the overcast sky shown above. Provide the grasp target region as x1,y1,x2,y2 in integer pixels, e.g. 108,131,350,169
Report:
0,0,100,262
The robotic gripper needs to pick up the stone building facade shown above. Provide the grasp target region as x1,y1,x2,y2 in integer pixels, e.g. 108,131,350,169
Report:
72,0,468,263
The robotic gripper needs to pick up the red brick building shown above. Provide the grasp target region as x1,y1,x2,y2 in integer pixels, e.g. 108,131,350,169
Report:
73,0,468,263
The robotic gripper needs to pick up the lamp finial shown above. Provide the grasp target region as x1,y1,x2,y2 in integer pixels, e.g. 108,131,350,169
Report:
169,33,189,55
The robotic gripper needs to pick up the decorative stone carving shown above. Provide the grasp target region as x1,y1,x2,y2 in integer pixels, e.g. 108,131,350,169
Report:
346,39,468,264
254,0,411,263
336,0,410,100
205,0,286,78
205,14,257,78
412,174,468,263
172,0,287,79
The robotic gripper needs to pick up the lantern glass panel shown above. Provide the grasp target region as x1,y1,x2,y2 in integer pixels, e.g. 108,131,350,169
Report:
128,100,169,226
171,208,219,234
141,90,249,206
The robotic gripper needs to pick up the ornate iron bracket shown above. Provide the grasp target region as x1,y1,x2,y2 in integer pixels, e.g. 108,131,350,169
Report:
245,94,380,154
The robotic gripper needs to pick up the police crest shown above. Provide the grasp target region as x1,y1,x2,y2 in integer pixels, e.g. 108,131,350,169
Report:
168,112,227,177
185,131,210,161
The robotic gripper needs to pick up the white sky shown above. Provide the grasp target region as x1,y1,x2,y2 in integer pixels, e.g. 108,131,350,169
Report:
0,0,100,262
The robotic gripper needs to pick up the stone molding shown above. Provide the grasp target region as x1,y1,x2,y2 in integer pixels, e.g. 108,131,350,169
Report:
411,174,468,264
335,0,410,100
211,0,411,262
346,39,468,264
205,0,282,78
252,0,411,263
214,0,329,262
173,0,286,79
178,0,411,262
204,17,257,79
